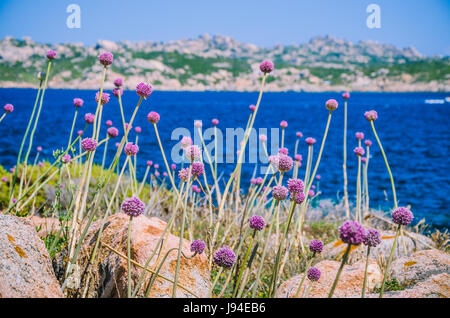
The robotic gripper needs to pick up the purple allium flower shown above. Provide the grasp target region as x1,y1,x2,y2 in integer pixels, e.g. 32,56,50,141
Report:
365,140,372,147
84,113,95,124
306,137,316,145
98,52,113,66
81,138,97,152
112,87,123,97
296,131,303,138
287,178,304,194
272,185,289,201
361,157,367,163
180,136,193,149
194,120,202,128
147,111,160,124
191,184,200,193
342,92,350,100
354,147,365,156
37,146,42,152
124,142,139,156
3,104,14,113
38,162,43,167
95,91,110,105
259,134,267,142
136,82,153,98
77,130,84,136
309,239,324,254
125,123,132,131
249,215,266,231
61,154,71,164
364,110,378,121
106,120,113,126
213,246,236,268
259,60,274,74
291,191,306,204
73,98,83,108
46,50,56,60
191,162,204,177
212,118,219,126
154,164,159,169
280,120,288,129
392,207,414,226
155,171,160,177
278,147,289,155
249,104,256,112
325,99,338,111
185,145,202,162
254,177,263,185
114,77,123,87
308,189,315,198
147,160,153,166
278,154,293,172
356,132,365,140
363,228,381,247
135,126,142,134
339,221,366,245
311,185,316,190
171,164,176,170
294,154,302,162
307,267,321,282
178,168,190,182
107,127,119,138
316,175,321,180
250,178,257,185
121,196,145,217
190,240,206,254
115,142,120,148
163,172,168,177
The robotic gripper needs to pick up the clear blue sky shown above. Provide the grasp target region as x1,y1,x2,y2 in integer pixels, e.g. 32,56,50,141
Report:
0,0,449,56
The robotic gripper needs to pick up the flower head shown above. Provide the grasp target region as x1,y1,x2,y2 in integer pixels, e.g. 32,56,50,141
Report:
356,132,365,140
191,162,204,177
294,154,302,162
361,157,367,163
354,147,365,156
77,130,84,136
278,154,293,172
3,104,14,113
147,160,153,166
307,267,321,282
280,120,288,129
212,118,219,126
392,207,414,226
84,113,95,124
309,239,324,254
136,82,152,98
191,184,200,193
365,140,372,147
325,99,338,111
106,120,113,126
95,92,110,105
278,147,289,155
112,87,123,97
180,136,193,150
147,111,160,124
364,110,378,121
194,120,202,128
1,177,7,182
124,142,139,156
339,221,366,245
306,137,316,145
81,138,97,152
190,240,206,254
37,146,42,152
296,131,303,138
363,228,381,247
249,104,256,112
213,246,236,268
98,52,113,66
260,60,274,74
171,164,177,170
287,178,304,194
249,215,266,231
185,145,202,162
308,189,315,197
292,191,306,204
259,134,267,142
316,175,321,180
46,50,56,60
61,154,71,164
342,92,350,100
135,126,142,134
107,127,119,138
114,78,123,87
121,197,145,217
178,168,190,182
254,177,263,185
73,98,83,108
272,185,289,201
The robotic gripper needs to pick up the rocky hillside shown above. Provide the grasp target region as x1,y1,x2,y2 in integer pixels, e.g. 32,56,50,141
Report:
0,34,449,92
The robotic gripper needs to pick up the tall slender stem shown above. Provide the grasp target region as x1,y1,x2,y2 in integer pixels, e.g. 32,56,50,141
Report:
328,243,351,298
361,246,371,298
342,99,350,218
127,215,134,298
379,224,401,298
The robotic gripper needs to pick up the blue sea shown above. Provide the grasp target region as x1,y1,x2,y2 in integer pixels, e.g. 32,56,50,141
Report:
0,88,449,230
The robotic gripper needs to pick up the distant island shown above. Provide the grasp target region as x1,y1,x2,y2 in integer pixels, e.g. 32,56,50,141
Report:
0,34,449,92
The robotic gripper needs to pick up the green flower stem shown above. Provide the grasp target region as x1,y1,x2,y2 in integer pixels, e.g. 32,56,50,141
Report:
101,135,109,170
294,257,314,298
328,243,351,298
117,93,128,142
361,246,371,298
232,231,256,297
127,215,134,298
342,99,350,218
67,109,78,150
370,120,398,209
356,141,362,222
0,112,7,123
379,224,401,298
